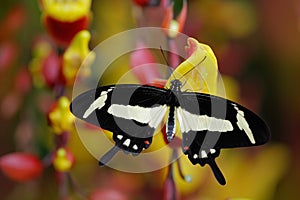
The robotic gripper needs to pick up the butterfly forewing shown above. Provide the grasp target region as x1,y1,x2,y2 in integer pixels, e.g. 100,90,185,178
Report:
70,85,168,155
178,92,270,148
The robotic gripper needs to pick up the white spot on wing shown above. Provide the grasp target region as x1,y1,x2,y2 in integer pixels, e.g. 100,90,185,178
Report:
123,139,130,147
193,154,198,159
133,144,138,150
233,104,255,144
177,107,233,133
117,135,123,140
201,150,208,158
107,104,167,128
210,149,216,154
83,88,112,118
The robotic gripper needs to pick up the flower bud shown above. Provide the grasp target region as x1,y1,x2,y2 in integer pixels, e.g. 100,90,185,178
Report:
62,30,94,86
0,153,43,181
52,148,75,172
48,96,75,134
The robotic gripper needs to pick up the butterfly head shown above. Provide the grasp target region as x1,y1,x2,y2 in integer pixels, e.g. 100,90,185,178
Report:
170,79,183,93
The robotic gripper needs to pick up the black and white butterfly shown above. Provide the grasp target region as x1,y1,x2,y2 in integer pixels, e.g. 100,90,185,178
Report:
70,75,270,185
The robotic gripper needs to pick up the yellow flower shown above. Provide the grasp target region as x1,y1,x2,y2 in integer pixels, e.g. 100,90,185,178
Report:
53,147,75,172
48,96,75,134
62,30,95,86
41,0,92,22
40,0,92,46
166,37,218,95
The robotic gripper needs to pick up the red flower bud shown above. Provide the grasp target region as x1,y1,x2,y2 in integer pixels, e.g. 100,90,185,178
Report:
0,153,43,182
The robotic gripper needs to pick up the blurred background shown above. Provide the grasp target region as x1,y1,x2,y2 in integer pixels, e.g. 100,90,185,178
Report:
0,0,299,199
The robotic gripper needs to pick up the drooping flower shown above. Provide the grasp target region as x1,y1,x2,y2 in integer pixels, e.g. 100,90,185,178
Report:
52,147,75,172
40,0,92,46
62,30,95,86
165,37,218,94
48,96,75,134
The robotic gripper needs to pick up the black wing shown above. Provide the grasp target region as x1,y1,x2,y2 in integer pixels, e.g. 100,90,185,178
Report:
70,84,168,165
176,92,270,185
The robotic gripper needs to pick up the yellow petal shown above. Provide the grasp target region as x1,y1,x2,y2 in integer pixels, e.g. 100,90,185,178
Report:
62,30,95,85
42,0,91,22
53,148,73,172
166,37,218,95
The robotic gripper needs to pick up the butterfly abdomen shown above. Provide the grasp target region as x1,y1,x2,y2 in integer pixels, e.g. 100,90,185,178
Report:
166,105,176,142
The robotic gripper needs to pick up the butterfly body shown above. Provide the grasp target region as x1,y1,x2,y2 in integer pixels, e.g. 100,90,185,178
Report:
70,79,270,185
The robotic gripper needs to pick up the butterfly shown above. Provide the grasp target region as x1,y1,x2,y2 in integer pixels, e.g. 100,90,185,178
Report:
70,67,270,185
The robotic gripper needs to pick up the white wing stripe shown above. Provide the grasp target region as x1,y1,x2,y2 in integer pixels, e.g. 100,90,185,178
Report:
177,107,233,133
233,104,255,144
83,89,112,118
107,104,167,128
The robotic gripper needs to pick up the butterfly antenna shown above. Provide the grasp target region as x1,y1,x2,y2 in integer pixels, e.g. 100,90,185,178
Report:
178,55,207,81
160,46,170,66
160,46,176,80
